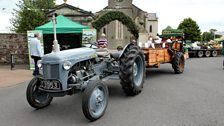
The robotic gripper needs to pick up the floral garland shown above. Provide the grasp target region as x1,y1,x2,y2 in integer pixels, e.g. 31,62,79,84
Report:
92,11,139,39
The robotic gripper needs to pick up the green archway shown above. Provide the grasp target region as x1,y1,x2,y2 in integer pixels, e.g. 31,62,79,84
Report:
92,11,139,39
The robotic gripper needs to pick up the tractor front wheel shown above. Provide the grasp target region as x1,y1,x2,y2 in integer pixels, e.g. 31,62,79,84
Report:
26,77,53,109
172,52,185,74
82,80,109,121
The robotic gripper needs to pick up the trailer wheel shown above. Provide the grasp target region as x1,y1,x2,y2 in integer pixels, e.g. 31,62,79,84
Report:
223,59,224,70
82,80,108,121
205,50,211,57
197,51,203,57
212,50,218,57
119,45,145,96
26,77,53,109
172,52,185,74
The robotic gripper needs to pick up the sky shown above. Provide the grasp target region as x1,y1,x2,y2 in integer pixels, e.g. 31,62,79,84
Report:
0,0,224,33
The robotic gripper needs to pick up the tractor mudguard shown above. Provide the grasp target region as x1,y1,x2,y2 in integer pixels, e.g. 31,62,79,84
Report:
118,43,135,59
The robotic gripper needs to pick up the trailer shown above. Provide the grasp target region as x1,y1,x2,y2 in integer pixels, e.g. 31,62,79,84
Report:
188,48,222,57
187,41,223,58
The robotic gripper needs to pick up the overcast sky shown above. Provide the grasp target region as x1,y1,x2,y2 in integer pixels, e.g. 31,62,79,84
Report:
0,0,224,33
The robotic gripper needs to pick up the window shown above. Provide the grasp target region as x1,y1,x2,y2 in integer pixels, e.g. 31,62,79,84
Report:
149,25,152,33
103,27,106,34
116,20,123,39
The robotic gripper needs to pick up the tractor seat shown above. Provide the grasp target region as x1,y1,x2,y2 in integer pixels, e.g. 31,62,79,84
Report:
95,48,110,57
110,52,121,60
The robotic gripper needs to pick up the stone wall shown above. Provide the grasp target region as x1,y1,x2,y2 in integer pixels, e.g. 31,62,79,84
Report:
0,33,28,64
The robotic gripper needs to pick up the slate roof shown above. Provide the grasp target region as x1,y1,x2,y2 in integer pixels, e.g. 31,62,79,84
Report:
47,3,93,16
146,13,158,21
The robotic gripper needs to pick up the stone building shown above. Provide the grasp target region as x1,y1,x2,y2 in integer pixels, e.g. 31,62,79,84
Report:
145,13,158,38
48,0,158,49
96,0,158,49
47,3,94,26
44,2,95,53
47,0,158,49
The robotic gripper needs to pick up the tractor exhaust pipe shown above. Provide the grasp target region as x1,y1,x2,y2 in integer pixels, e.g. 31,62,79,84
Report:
52,13,60,52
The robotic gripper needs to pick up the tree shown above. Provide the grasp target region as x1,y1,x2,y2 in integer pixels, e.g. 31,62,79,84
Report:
165,26,172,30
202,32,212,42
201,29,222,42
178,18,201,42
10,0,55,33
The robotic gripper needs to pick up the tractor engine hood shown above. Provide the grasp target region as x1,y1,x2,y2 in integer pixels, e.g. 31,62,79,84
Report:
42,47,96,64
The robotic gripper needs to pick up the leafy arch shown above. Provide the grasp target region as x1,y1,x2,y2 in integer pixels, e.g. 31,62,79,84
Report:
92,11,139,39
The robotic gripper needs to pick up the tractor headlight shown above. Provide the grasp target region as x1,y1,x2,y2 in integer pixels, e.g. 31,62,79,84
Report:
37,60,42,68
63,61,72,70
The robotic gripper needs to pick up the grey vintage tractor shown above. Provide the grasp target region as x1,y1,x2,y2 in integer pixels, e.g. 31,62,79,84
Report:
26,43,145,121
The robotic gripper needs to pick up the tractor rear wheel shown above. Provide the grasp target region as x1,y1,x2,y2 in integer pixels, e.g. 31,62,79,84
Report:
119,45,145,96
172,52,185,74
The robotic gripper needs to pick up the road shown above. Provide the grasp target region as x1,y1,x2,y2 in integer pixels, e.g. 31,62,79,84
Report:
0,57,224,126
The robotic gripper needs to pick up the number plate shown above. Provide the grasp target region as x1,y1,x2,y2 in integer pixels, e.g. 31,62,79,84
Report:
39,80,60,90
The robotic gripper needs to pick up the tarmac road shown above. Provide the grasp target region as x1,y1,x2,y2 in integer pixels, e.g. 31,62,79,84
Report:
0,57,224,126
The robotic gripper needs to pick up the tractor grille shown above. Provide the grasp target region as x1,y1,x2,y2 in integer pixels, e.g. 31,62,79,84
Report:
42,64,59,79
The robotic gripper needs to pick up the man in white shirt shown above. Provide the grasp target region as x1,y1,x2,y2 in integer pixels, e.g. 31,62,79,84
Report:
29,33,43,76
146,36,155,48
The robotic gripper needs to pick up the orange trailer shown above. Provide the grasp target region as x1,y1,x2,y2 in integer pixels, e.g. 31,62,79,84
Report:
143,41,185,74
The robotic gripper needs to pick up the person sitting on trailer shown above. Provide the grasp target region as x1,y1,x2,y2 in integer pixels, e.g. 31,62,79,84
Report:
154,36,165,48
146,36,155,48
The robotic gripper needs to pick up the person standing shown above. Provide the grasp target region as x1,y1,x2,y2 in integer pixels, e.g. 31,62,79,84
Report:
97,33,108,48
29,33,43,76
